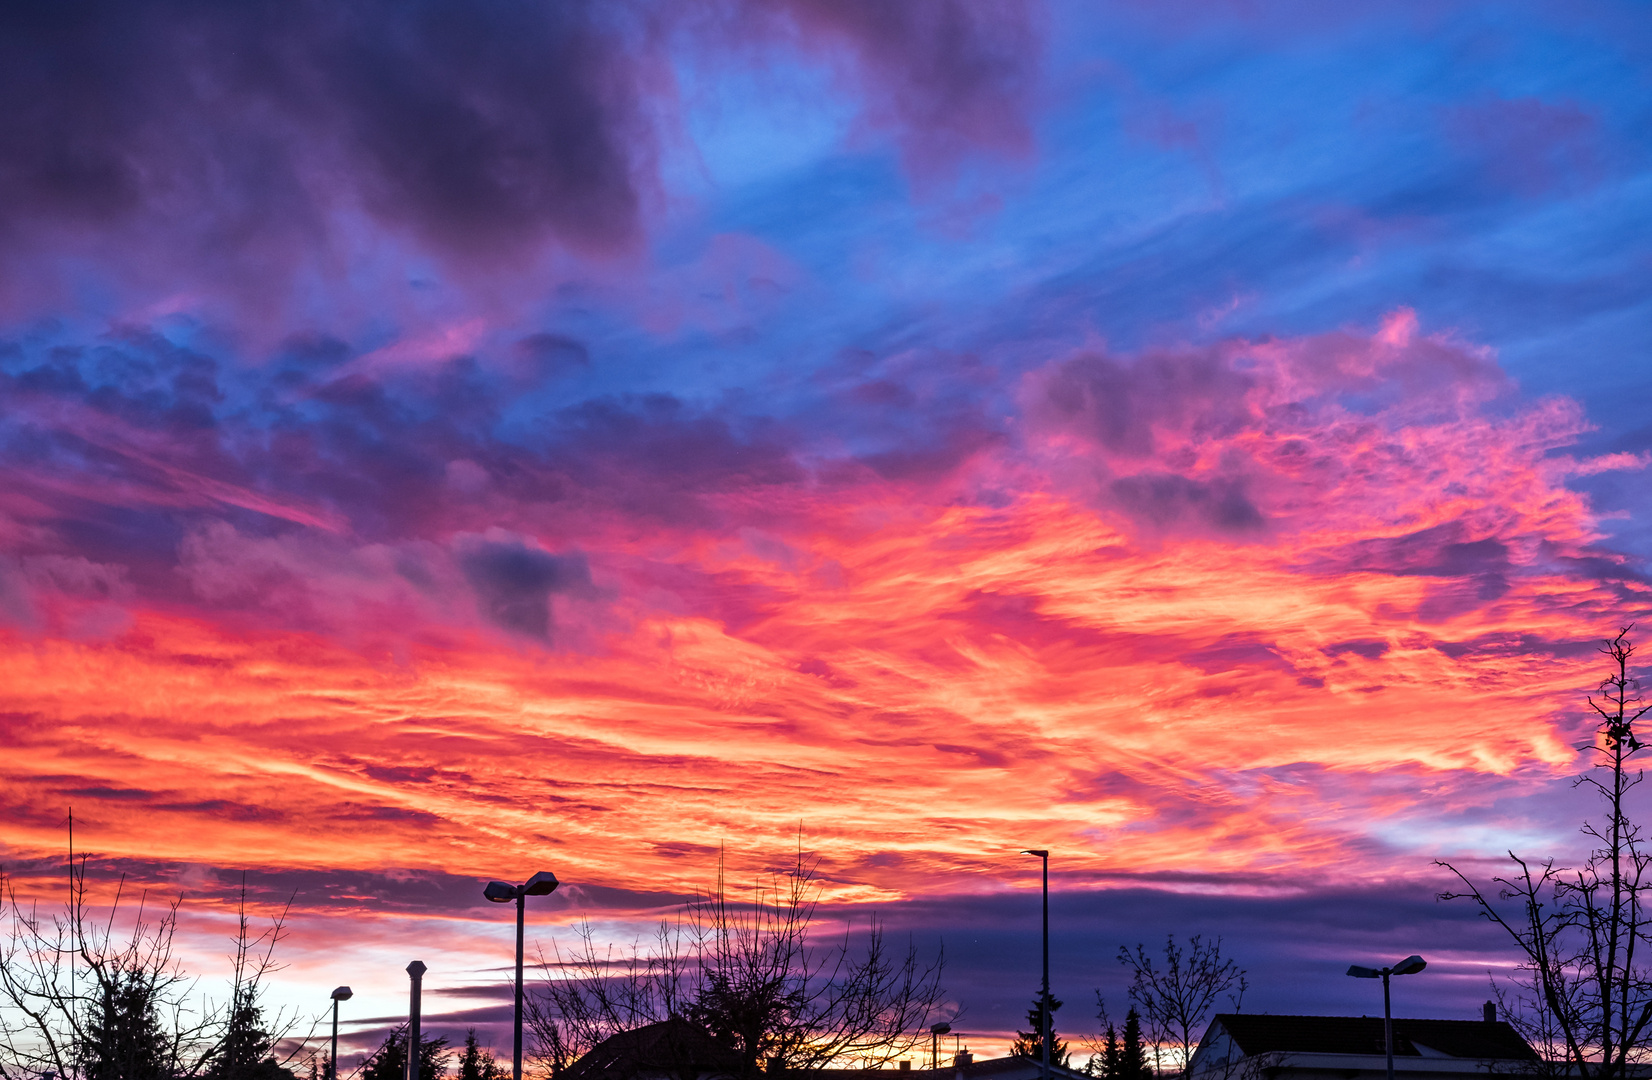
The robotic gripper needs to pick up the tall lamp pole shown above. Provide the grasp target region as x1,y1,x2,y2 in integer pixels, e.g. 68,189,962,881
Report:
484,870,561,1080
1022,850,1051,1080
930,1022,952,1071
329,986,352,1080
1347,954,1427,1080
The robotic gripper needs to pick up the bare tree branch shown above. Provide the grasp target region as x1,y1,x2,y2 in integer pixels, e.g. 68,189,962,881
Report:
1117,935,1246,1078
1439,626,1652,1078
528,846,950,1080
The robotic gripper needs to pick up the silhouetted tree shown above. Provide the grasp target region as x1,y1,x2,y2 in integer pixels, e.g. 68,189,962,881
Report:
0,833,305,1080
1440,627,1652,1077
0,839,226,1079
1116,935,1244,1077
78,964,171,1080
206,982,291,1080
1086,1019,1123,1079
360,1024,449,1080
1120,1009,1152,1080
457,1028,504,1080
206,882,298,1080
529,845,950,1078
1011,990,1068,1067
1086,1003,1153,1080
525,916,704,1080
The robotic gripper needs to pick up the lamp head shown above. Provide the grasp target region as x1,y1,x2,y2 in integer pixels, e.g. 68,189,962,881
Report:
483,880,518,903
1392,955,1427,976
522,870,560,896
931,1023,952,1035
331,986,353,1001
1021,849,1049,858
1346,965,1381,979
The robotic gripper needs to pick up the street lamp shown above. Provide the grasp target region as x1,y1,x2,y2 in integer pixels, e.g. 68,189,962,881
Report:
930,1022,952,1070
1347,954,1427,1080
484,870,560,1080
328,986,353,1080
1021,850,1050,1080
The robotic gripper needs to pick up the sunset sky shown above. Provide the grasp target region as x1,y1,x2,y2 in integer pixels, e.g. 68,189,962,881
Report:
3,0,1652,1068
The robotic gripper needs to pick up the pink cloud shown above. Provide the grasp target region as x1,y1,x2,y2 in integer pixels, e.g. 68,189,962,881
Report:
0,315,1645,1059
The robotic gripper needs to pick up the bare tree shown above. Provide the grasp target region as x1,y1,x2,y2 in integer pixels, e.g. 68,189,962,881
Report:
691,856,947,1075
525,917,702,1079
0,838,306,1080
1485,974,1573,1079
529,848,950,1079
1116,934,1246,1079
0,852,221,1079
207,879,309,1079
1440,627,1652,1078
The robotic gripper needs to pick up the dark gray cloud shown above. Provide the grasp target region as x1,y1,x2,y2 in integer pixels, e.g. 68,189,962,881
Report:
0,852,692,917
456,533,592,640
1109,472,1265,534
0,0,1045,308
767,0,1042,182
0,0,648,267
1038,349,1258,460
872,882,1518,1039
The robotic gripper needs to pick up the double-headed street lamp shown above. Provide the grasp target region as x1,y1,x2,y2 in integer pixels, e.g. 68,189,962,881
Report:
1347,954,1427,1080
328,986,353,1080
484,871,560,1080
1021,850,1050,1080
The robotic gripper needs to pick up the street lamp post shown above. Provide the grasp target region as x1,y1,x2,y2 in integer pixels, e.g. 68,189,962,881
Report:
930,1022,952,1070
1022,850,1050,1080
1347,955,1427,1080
484,870,560,1080
329,986,353,1080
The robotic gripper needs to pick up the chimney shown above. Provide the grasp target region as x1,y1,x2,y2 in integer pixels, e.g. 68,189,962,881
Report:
900,1061,912,1072
1483,1001,1497,1023
954,1052,974,1067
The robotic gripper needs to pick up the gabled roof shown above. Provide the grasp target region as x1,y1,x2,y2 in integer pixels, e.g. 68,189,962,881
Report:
562,1017,739,1080
1209,1015,1538,1062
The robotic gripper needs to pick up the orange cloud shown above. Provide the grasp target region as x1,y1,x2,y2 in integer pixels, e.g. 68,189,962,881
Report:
1,315,1646,1056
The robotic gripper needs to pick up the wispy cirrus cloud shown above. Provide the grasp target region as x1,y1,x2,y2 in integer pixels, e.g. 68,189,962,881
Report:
2,312,1639,906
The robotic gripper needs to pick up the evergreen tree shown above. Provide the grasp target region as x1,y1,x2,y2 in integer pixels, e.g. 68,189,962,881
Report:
1120,1009,1152,1080
205,877,297,1080
1088,1022,1123,1079
1084,1014,1149,1080
78,966,171,1080
208,982,291,1079
457,1028,504,1080
1010,991,1069,1067
361,1025,450,1080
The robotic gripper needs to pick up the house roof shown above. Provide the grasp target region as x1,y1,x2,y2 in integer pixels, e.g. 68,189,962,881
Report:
562,1017,739,1080
899,1058,1090,1080
566,1027,1091,1080
1209,1015,1538,1062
